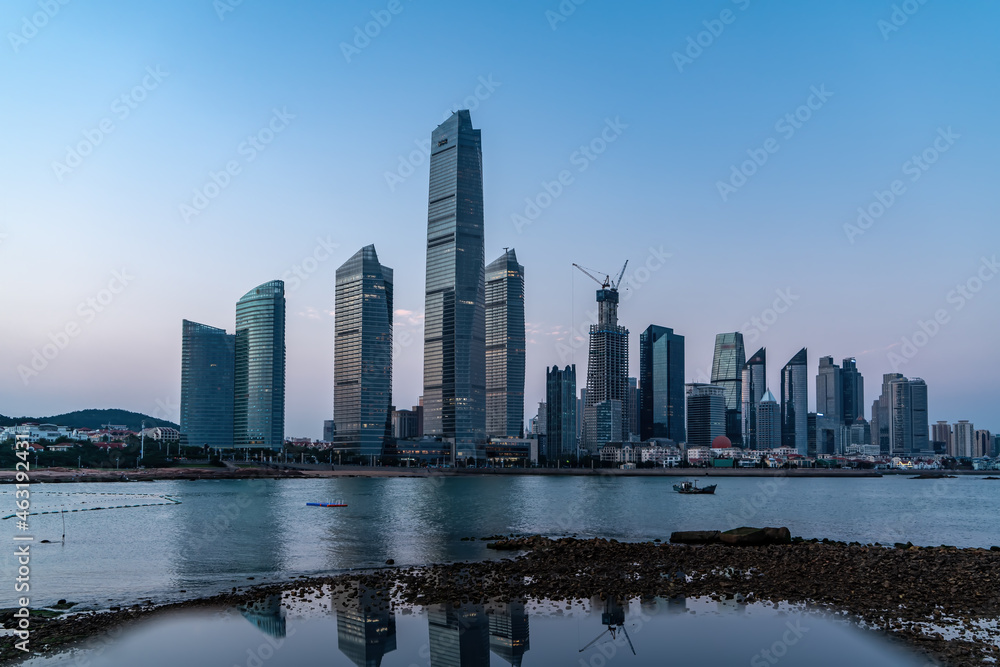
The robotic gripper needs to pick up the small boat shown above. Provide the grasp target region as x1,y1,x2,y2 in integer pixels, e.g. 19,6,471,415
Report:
306,501,348,507
673,480,716,495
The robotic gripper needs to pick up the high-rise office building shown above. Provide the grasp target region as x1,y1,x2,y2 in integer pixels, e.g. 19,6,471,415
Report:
815,356,843,456
877,375,929,455
627,377,640,438
932,421,952,450
756,389,781,450
593,399,623,445
974,429,992,458
740,347,765,448
952,420,974,458
428,603,490,666
234,280,285,450
639,325,685,443
870,372,903,455
582,280,629,451
334,245,393,458
323,420,336,442
576,388,587,442
685,383,725,447
780,348,808,455
488,601,530,667
711,332,746,445
546,365,577,461
422,110,486,462
840,358,864,424
180,320,235,449
486,249,525,438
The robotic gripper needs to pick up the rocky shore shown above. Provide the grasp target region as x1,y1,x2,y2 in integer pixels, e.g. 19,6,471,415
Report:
3,534,998,666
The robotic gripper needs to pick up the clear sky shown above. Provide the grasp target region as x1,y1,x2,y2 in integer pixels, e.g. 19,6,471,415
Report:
2,0,997,438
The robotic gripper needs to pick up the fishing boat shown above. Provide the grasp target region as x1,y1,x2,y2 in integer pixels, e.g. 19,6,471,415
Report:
672,480,716,495
306,501,348,507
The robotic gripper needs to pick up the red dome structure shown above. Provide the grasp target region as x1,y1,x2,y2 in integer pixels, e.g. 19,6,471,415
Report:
711,435,732,449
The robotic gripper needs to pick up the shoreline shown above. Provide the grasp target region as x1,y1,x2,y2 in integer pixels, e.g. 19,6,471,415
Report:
2,535,998,666
0,464,943,483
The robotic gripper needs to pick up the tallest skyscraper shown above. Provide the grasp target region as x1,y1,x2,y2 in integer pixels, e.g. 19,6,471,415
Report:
423,110,486,462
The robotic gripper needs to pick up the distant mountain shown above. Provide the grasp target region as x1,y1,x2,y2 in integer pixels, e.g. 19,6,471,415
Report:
0,409,178,432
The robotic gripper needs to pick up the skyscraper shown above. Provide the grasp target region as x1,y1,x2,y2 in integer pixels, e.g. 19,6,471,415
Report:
711,332,746,445
334,245,393,459
582,279,629,452
740,347,765,448
951,420,974,458
335,585,397,667
486,249,525,438
627,377,640,438
685,383,725,447
234,280,285,450
756,389,781,450
870,372,903,455
840,357,864,425
639,325,685,443
422,110,486,462
816,356,843,456
546,365,576,461
180,320,235,450
780,348,807,455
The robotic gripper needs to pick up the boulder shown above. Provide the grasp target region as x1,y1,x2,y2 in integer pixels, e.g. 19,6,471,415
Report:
720,527,768,546
669,530,721,544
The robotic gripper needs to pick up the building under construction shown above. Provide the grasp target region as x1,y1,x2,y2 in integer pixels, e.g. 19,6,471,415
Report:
576,263,630,453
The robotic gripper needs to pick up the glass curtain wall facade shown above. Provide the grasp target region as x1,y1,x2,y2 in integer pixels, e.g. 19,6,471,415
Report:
545,364,577,461
711,332,746,445
180,320,235,449
740,347,765,448
485,248,525,438
780,347,808,455
685,383,725,447
334,245,393,459
234,280,285,450
840,357,865,424
639,325,685,442
423,110,486,462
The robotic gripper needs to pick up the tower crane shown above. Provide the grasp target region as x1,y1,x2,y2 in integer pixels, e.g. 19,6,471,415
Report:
572,260,628,290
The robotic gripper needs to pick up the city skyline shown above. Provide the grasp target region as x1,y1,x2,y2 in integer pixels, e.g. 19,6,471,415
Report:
3,2,998,438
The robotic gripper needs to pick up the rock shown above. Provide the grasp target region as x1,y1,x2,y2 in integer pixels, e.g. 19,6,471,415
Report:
720,527,768,546
385,559,394,565
669,530,721,544
762,527,791,544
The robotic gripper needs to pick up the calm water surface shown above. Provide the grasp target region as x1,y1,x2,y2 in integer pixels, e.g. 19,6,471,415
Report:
3,475,999,606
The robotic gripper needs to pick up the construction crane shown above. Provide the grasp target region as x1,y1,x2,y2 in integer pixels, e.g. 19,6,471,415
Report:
572,260,628,290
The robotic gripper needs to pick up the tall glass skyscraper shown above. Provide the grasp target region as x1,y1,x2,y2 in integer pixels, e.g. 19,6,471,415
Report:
180,320,235,449
485,248,525,438
840,357,864,425
234,280,285,451
423,110,486,462
685,383,725,447
780,347,807,455
639,325,685,442
740,347,765,448
545,364,576,461
334,245,393,458
711,332,745,445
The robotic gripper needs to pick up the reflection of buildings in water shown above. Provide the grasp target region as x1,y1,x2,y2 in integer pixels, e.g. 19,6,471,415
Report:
716,593,747,614
665,595,687,614
335,585,397,667
239,594,286,638
487,600,530,666
428,603,490,667
639,595,687,616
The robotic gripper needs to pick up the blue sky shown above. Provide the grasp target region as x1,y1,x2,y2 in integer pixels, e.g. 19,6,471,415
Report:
1,0,997,437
